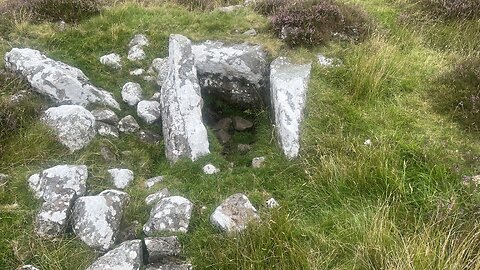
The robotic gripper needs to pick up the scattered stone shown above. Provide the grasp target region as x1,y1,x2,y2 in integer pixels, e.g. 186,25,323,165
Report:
143,196,193,235
28,164,88,201
145,188,171,206
161,34,210,163
35,189,76,238
128,45,147,61
146,176,164,189
217,5,243,12
149,58,169,86
210,193,259,232
138,130,161,144
270,57,311,160
144,75,156,82
364,139,372,146
91,109,119,125
0,173,8,187
145,264,192,270
86,240,143,270
192,41,269,109
237,144,251,154
145,236,182,263
266,198,279,208
118,115,140,134
317,54,336,67
203,164,220,175
100,53,122,69
150,92,161,101
252,157,265,168
213,117,232,130
108,168,134,189
96,122,119,138
17,265,40,270
232,116,253,131
72,190,130,251
4,48,119,109
137,100,161,124
42,105,96,152
122,82,143,106
129,34,149,47
130,68,145,76
243,29,257,36
215,129,231,144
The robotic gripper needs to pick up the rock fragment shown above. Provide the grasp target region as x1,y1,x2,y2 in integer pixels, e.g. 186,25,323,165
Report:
210,193,259,232
144,196,193,235
86,240,143,270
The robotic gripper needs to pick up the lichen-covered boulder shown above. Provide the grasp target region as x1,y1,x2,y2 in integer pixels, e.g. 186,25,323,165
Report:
143,196,193,235
192,41,269,109
118,115,140,134
35,189,76,238
107,168,134,189
210,193,259,233
270,57,311,160
72,190,130,251
91,109,119,125
95,122,119,138
100,53,122,69
145,188,170,206
86,240,143,270
122,82,143,106
4,48,119,109
161,34,210,163
137,100,161,124
42,105,96,152
145,236,182,263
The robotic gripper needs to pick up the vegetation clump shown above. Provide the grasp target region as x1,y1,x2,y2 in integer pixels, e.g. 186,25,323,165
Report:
414,0,480,20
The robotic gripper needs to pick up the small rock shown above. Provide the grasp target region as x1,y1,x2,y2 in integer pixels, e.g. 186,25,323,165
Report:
266,198,279,208
130,68,145,76
364,139,372,146
35,189,76,238
317,54,339,67
210,193,259,232
100,53,122,69
217,5,243,12
0,173,8,187
143,196,194,235
237,144,251,154
108,168,134,189
145,264,192,270
91,109,119,125
118,115,140,134
145,236,182,263
252,157,265,168
150,92,161,101
213,117,232,130
128,45,146,61
86,240,143,270
138,130,161,144
203,164,220,175
215,129,231,144
96,122,119,138
243,29,257,36
150,58,168,86
17,265,40,270
137,100,161,124
145,176,164,189
233,116,253,131
129,34,149,47
122,82,143,106
145,188,170,206
144,75,156,82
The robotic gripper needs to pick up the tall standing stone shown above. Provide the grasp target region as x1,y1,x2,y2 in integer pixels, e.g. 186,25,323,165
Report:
160,34,209,163
270,57,311,160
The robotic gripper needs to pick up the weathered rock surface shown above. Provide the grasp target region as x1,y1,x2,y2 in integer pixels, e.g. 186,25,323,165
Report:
130,68,145,76
145,176,164,189
210,193,259,232
100,53,122,69
35,189,76,238
86,240,143,270
128,45,146,61
91,109,118,125
252,156,265,168
145,264,192,270
145,188,171,206
192,41,269,109
122,82,143,106
149,58,168,86
138,130,161,144
108,168,134,189
129,34,149,47
243,29,257,36
270,57,311,160
232,116,253,131
72,190,130,251
28,164,88,201
42,105,96,152
96,122,119,138
118,115,140,134
144,196,193,235
266,198,279,208
203,164,220,175
137,100,161,124
161,34,210,163
237,144,251,154
4,48,120,109
215,129,231,144
145,236,182,263
213,117,232,130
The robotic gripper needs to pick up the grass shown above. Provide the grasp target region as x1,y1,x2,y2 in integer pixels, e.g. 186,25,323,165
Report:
0,0,479,269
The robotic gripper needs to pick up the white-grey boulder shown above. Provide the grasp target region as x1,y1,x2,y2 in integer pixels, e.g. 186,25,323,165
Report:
42,105,96,152
129,34,149,47
270,57,311,160
143,196,193,235
100,53,122,69
118,115,140,134
137,100,161,124
145,188,170,206
35,189,76,238
145,176,164,189
108,168,134,189
202,164,220,175
4,48,119,109
95,122,119,138
161,34,210,163
128,45,146,61
145,236,181,263
210,193,259,232
122,82,143,106
91,109,118,125
252,156,265,168
266,198,279,208
149,58,168,86
86,240,143,270
130,68,145,76
192,41,269,109
72,190,130,251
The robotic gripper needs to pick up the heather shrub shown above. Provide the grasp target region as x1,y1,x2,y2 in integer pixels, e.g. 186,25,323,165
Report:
432,57,480,131
415,0,480,19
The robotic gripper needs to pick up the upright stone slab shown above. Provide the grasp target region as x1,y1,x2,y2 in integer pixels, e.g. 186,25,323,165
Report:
4,48,119,109
270,57,311,160
161,34,210,162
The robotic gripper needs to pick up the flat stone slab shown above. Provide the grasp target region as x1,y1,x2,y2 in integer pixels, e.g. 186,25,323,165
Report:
86,240,143,270
210,193,259,233
143,196,193,235
161,34,210,163
4,48,119,109
270,57,311,160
